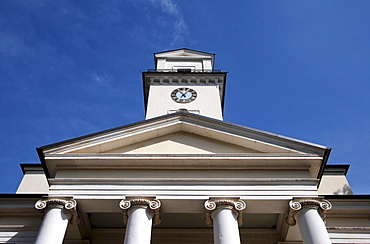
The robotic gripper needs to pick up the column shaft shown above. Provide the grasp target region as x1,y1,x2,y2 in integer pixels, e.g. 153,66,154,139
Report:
120,198,161,244
205,199,246,244
124,206,154,244
35,207,71,244
296,208,332,244
212,207,241,244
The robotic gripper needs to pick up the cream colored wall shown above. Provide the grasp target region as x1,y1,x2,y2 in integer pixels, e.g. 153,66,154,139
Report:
145,84,223,120
318,175,353,195
106,131,259,154
16,172,49,194
202,59,213,70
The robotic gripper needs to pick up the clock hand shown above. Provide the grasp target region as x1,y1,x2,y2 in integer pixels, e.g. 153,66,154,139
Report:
179,89,187,95
178,89,187,98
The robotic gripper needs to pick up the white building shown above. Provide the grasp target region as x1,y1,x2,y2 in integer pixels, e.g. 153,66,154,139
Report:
1,48,369,244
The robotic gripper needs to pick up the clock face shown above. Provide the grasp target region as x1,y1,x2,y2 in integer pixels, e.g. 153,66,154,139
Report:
171,87,197,103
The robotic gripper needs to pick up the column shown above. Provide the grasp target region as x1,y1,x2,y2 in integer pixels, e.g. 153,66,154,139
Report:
204,198,246,244
286,198,332,244
119,197,161,244
34,198,79,244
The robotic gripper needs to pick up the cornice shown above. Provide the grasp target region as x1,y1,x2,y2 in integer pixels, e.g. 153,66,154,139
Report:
43,155,322,178
49,178,318,186
45,153,320,159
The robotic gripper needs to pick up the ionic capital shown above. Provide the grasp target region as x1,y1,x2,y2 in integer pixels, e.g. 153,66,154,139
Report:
119,197,161,225
204,198,247,227
286,197,332,226
35,198,79,224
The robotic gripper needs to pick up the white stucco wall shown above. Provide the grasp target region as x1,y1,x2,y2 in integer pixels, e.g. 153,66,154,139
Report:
318,175,353,195
16,172,49,194
146,84,223,120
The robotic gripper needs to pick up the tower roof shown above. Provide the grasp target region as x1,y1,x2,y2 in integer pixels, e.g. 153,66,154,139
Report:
153,48,215,70
154,48,215,56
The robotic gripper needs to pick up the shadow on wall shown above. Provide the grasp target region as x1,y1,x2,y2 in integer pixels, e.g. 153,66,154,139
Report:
333,184,353,195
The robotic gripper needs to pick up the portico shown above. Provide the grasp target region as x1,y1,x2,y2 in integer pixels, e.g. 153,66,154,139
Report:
31,196,334,244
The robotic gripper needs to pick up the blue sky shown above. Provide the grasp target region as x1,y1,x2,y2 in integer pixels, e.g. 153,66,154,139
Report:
0,0,369,194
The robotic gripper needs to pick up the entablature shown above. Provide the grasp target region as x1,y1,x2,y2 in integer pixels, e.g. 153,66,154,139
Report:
43,153,322,178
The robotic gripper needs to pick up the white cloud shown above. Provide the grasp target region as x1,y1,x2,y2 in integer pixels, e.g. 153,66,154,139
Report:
91,72,114,87
150,0,180,15
148,0,190,47
170,16,189,47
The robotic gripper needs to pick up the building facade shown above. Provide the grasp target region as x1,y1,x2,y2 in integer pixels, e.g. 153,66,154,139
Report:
1,49,369,244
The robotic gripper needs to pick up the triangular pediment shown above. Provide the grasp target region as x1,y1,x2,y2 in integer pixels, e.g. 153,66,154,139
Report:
155,48,214,59
38,113,330,177
40,113,328,156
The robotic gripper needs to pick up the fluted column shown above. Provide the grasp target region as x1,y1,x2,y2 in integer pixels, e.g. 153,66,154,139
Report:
34,198,78,244
205,198,246,244
119,197,161,244
286,198,332,244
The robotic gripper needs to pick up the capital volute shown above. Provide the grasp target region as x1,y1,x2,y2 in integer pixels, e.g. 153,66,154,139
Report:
204,198,247,227
286,197,332,226
119,197,161,225
35,198,79,224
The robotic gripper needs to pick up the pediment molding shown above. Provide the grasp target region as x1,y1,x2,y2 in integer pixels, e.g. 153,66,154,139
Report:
40,113,328,156
155,48,214,59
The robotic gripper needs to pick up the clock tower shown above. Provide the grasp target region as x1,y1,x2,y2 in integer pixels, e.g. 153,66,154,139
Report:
142,48,227,120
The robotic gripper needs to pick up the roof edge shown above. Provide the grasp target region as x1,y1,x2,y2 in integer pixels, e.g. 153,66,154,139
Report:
20,163,45,175
38,112,330,156
154,48,215,56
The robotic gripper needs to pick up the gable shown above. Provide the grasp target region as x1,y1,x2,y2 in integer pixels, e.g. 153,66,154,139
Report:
42,119,308,155
39,113,329,156
155,48,214,59
38,113,330,178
